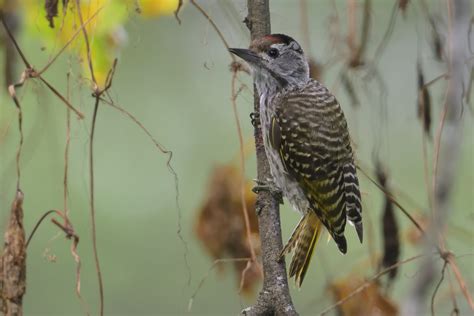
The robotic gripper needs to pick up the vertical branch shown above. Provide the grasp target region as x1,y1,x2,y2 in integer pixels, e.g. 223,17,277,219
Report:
88,96,104,316
64,72,72,217
242,1,298,315
402,0,472,314
73,1,106,314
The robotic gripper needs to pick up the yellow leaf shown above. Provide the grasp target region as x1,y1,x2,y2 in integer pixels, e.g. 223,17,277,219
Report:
139,0,181,18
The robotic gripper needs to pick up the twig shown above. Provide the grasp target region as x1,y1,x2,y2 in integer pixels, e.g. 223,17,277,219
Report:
189,0,235,61
357,165,425,234
64,69,90,314
431,261,448,316
348,0,371,67
75,0,96,86
25,210,58,248
0,10,30,68
88,95,104,316
0,10,85,119
174,0,183,24
372,0,399,66
447,256,474,309
73,1,105,313
7,79,25,190
37,6,104,76
37,76,84,118
446,264,460,314
24,208,90,315
231,67,257,266
189,0,258,288
50,215,90,315
64,72,71,217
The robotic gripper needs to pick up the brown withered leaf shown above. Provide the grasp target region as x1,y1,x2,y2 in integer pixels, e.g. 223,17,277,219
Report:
195,164,261,295
375,162,400,284
417,62,432,139
45,0,60,28
329,277,398,316
1,190,26,315
428,16,443,62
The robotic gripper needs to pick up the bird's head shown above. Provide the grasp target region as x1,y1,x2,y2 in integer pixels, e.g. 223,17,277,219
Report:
229,34,310,92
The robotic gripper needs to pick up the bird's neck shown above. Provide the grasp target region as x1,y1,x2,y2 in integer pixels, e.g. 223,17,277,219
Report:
254,70,309,99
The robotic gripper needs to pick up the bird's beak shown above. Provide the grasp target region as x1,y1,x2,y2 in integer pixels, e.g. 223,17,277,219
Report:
229,48,260,64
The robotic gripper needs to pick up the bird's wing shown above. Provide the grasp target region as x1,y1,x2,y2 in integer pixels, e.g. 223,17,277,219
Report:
270,81,362,251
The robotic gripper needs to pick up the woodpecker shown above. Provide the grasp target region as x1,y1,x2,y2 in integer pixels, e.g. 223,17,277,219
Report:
230,34,363,286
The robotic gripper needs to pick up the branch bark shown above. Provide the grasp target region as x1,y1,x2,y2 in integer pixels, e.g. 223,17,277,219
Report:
242,1,298,315
402,0,472,314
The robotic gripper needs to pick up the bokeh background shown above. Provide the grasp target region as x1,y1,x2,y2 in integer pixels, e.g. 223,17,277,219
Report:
0,0,472,315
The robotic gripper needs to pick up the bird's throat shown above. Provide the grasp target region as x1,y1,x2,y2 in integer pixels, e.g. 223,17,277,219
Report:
254,71,286,100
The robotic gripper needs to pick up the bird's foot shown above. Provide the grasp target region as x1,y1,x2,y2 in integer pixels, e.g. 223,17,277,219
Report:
250,112,260,127
252,178,283,205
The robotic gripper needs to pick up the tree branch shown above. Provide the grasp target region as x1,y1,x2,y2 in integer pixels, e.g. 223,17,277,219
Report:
242,1,298,315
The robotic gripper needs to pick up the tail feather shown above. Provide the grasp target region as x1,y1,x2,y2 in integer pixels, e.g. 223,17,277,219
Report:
355,221,363,243
281,212,322,287
280,214,306,258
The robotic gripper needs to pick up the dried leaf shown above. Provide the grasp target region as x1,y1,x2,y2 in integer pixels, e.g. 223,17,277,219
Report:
376,163,400,284
195,165,261,294
329,277,398,316
417,62,432,138
45,0,59,28
1,190,26,315
430,16,444,62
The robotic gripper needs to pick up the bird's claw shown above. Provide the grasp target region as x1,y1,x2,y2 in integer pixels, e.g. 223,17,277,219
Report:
250,112,260,127
252,178,284,205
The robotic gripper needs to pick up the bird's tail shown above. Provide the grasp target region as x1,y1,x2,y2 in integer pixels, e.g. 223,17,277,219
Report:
280,211,322,287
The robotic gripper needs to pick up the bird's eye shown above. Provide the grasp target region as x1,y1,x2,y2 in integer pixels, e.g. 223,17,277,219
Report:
267,48,279,58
